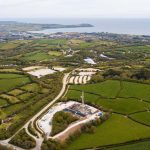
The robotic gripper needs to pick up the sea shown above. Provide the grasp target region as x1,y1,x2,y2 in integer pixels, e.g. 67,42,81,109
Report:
3,18,150,35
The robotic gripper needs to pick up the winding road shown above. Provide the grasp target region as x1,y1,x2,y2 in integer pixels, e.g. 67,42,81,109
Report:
0,72,70,150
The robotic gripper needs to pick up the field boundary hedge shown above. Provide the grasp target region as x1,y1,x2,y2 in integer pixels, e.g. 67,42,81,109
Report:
80,137,150,150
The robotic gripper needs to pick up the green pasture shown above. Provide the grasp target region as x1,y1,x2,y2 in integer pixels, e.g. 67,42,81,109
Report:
48,51,62,56
0,69,21,73
70,80,120,98
96,98,149,114
8,89,24,96
33,39,67,45
1,103,25,119
115,45,150,54
107,141,150,150
130,111,150,126
66,90,149,114
0,76,31,92
18,93,35,101
23,51,52,61
0,73,25,79
0,94,20,104
20,83,41,92
67,114,150,150
66,90,100,102
119,81,150,99
0,98,8,107
0,42,19,50
66,80,150,149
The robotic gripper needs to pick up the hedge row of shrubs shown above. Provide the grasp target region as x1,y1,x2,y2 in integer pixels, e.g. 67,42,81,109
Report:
41,113,110,150
9,128,36,149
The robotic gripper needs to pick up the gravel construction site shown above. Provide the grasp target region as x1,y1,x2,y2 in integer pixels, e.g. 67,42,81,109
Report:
37,101,103,139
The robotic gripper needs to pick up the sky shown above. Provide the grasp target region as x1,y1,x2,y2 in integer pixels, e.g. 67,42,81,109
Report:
0,0,150,18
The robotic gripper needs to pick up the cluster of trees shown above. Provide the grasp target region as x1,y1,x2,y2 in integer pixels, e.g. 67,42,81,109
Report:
80,113,110,134
41,139,65,150
90,68,150,84
103,69,122,78
51,111,78,136
0,145,14,150
131,69,150,80
9,129,36,149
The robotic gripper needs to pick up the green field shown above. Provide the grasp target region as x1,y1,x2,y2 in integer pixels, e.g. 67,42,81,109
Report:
107,141,150,150
48,51,62,56
66,90,100,102
66,80,150,149
67,114,150,150
70,80,120,98
8,89,24,96
119,82,150,99
66,90,149,114
20,83,41,92
1,103,25,119
0,75,31,92
23,51,52,61
130,112,150,126
0,94,20,104
18,93,35,101
0,73,25,79
67,80,150,114
0,42,19,50
0,98,8,107
34,39,67,45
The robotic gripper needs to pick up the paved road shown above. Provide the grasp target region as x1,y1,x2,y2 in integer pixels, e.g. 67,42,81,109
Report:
0,73,70,150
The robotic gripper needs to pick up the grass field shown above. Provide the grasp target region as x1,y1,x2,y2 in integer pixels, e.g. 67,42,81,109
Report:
20,83,41,92
0,75,31,92
48,51,62,56
65,80,150,149
0,94,20,104
66,90,149,114
0,98,8,107
70,80,120,98
1,103,25,119
119,82,150,99
107,141,150,150
0,73,25,79
8,89,24,96
34,39,67,45
0,42,19,50
23,51,52,61
66,90,100,102
130,112,150,126
18,93,35,101
0,69,21,73
93,98,149,114
67,114,150,150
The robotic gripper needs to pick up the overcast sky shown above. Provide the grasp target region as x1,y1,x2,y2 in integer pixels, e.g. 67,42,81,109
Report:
0,0,150,18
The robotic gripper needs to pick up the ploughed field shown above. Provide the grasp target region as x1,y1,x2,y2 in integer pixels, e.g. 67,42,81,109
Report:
65,80,150,150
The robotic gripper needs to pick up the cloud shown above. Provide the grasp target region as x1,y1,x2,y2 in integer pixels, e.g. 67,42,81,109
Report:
0,0,48,7
0,0,150,18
